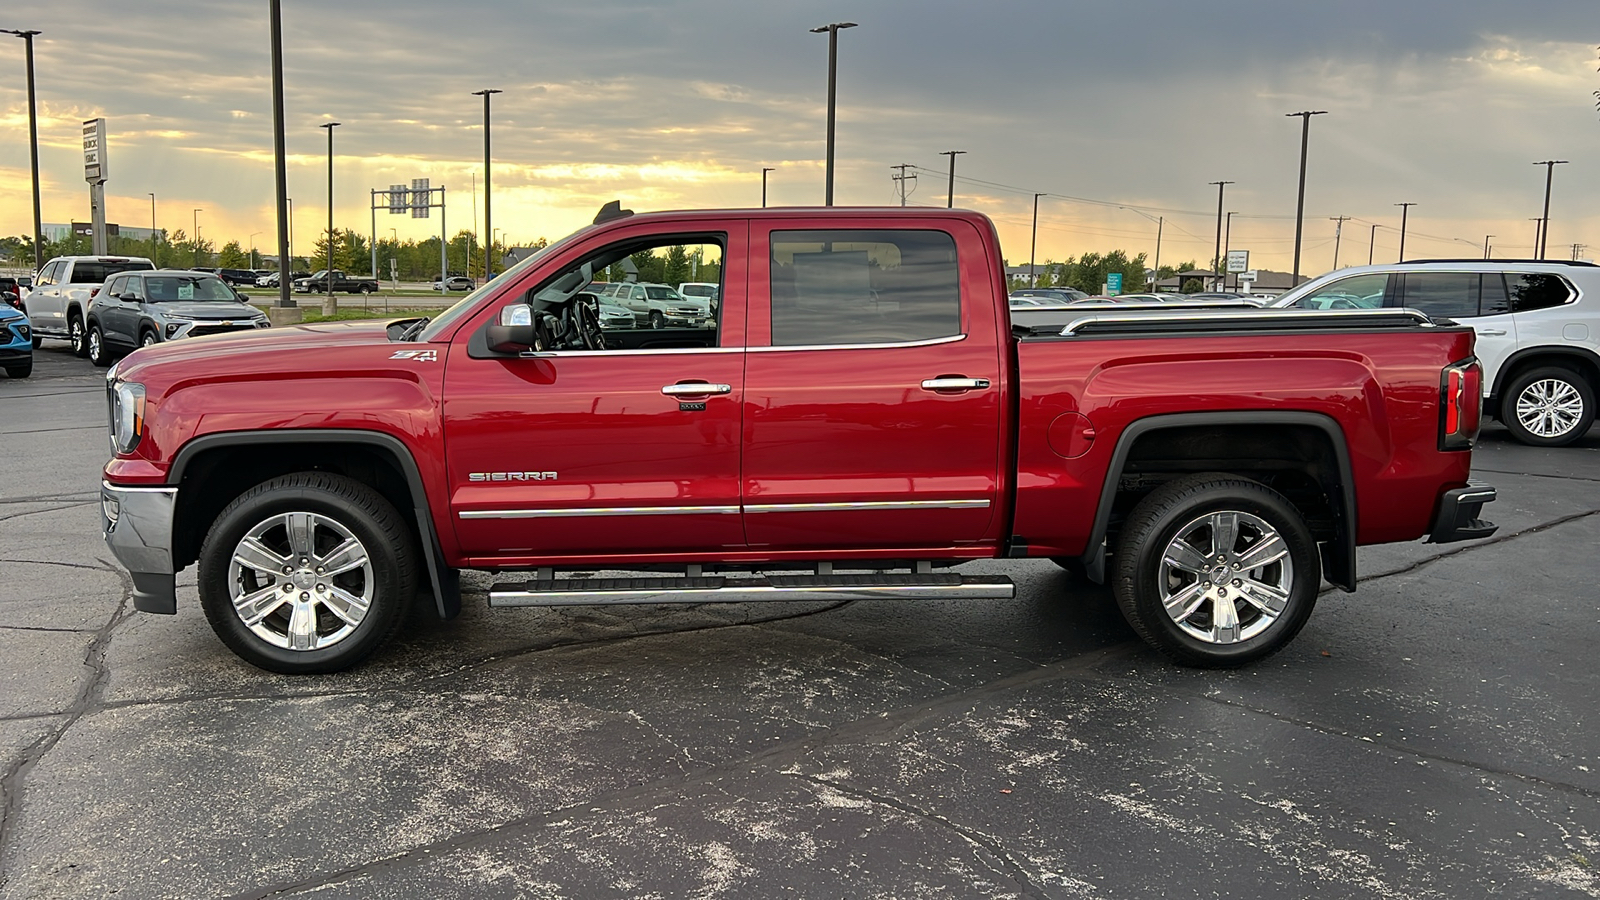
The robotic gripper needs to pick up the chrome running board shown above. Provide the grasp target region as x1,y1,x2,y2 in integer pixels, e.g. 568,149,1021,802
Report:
487,572,1015,607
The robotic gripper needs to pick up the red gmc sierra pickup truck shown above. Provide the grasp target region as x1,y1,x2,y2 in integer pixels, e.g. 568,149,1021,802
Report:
100,204,1496,673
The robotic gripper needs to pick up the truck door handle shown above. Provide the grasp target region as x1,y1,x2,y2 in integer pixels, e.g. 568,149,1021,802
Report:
661,382,732,397
1477,328,1507,336
921,377,991,392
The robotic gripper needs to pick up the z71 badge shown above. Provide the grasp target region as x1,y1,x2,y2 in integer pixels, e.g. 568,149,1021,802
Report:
390,349,438,362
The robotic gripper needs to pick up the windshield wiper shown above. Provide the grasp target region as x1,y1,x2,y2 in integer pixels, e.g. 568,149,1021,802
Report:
399,317,431,341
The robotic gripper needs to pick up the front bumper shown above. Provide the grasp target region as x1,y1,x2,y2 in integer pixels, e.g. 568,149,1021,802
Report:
1426,482,1498,543
101,481,179,613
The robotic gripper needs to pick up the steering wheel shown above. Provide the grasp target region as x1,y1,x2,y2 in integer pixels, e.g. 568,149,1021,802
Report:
573,295,605,350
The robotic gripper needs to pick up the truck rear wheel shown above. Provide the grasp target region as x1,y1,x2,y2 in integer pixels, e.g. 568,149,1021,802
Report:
197,472,417,674
1112,473,1319,668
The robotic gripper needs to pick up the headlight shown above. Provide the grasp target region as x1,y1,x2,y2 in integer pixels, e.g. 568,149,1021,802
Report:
111,382,147,454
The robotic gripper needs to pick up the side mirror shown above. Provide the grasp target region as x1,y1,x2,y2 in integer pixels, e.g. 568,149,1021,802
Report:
486,323,538,353
235,292,249,301
119,292,140,302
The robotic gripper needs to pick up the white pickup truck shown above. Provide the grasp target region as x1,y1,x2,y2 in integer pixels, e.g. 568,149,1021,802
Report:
24,255,155,355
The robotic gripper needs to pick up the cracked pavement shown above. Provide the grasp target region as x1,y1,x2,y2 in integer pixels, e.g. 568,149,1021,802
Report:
2,345,1598,898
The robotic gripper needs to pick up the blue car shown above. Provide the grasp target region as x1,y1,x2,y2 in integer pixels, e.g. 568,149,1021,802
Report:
0,303,32,379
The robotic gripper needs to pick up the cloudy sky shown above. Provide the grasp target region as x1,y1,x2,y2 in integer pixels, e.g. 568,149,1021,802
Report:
1,0,1596,273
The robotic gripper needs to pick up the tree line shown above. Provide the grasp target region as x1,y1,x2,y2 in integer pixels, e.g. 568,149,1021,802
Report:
1009,250,1198,293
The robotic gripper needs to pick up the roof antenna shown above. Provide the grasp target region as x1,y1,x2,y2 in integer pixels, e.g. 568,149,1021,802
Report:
594,200,634,225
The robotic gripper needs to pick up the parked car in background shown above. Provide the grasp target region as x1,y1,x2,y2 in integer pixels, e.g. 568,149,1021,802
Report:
84,270,269,366
677,282,720,308
594,298,634,330
1,276,26,312
0,301,32,378
293,270,378,294
432,275,476,291
23,255,156,356
218,268,258,286
255,272,279,288
1011,287,1089,304
1272,260,1600,446
593,281,707,327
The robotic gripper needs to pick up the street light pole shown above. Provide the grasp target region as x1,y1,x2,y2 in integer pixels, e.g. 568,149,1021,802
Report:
192,208,202,266
249,232,261,269
940,150,966,208
810,22,856,206
1029,192,1044,286
1483,234,1493,259
1369,223,1379,265
1223,211,1234,289
2,29,43,273
319,121,340,315
147,192,157,262
761,167,775,207
267,0,295,315
472,89,501,279
1285,110,1328,285
1394,202,1417,262
1532,160,1568,260
1209,181,1234,288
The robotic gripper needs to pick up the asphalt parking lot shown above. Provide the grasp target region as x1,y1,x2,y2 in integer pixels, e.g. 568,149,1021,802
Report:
2,342,1597,899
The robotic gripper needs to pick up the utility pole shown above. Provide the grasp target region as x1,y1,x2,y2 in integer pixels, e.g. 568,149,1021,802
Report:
1029,193,1045,286
267,0,295,319
319,120,340,315
1483,235,1493,259
1573,243,1588,261
1285,110,1328,284
1530,218,1543,256
940,150,965,208
1223,212,1235,289
890,164,915,206
810,22,857,206
1329,215,1351,269
1209,181,1234,290
761,166,775,207
1532,160,1568,260
1394,202,1417,262
1153,216,1163,291
1368,223,1379,265
148,192,157,262
2,29,43,273
473,89,501,279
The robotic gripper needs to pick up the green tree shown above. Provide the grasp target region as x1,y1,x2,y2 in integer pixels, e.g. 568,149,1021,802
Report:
218,241,248,268
663,245,692,286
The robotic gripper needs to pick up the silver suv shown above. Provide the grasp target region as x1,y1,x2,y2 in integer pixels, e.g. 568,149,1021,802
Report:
1274,260,1599,446
24,255,156,356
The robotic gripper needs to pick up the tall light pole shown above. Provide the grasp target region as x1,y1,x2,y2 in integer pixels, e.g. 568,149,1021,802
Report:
1532,160,1568,260
249,231,262,269
1029,192,1045,286
1369,223,1379,265
1203,182,1228,291
1285,110,1328,284
940,150,966,208
1223,211,1235,289
267,0,294,316
147,192,157,262
1483,234,1493,259
761,166,775,207
2,29,43,273
810,21,856,206
192,208,202,266
1394,202,1417,262
319,121,340,314
472,89,501,278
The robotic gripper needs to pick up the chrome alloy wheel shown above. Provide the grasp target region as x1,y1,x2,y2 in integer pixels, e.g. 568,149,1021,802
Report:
227,511,374,651
1515,378,1585,439
1156,510,1293,645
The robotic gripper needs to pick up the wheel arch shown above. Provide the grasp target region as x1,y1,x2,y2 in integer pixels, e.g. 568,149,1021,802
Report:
168,429,460,618
1489,346,1600,407
1079,411,1357,592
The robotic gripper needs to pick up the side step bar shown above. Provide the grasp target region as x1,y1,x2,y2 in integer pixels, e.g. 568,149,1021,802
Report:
487,573,1016,608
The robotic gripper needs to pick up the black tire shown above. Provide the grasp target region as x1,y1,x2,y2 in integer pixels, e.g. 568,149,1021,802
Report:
140,329,158,348
197,472,418,674
1499,366,1595,447
357,284,373,295
86,322,112,367
69,314,88,358
3,360,30,379
648,310,665,329
1112,473,1320,668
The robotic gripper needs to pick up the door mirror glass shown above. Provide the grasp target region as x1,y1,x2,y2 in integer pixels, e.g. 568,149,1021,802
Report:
500,304,532,327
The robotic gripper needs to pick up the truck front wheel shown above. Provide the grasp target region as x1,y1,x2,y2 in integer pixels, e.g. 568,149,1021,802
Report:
1112,474,1319,668
197,472,418,674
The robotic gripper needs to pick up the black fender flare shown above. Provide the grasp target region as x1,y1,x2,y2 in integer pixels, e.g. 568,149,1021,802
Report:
1078,411,1358,592
169,428,461,618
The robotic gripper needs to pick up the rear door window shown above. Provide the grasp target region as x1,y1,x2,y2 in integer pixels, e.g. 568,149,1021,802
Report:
1397,272,1479,318
1507,273,1573,312
769,229,961,346
1480,274,1511,316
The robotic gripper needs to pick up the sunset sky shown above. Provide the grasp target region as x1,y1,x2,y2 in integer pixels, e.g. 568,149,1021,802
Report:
1,0,1596,272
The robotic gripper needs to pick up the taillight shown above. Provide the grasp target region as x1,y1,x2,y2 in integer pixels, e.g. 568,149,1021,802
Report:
89,287,101,298
1440,358,1482,450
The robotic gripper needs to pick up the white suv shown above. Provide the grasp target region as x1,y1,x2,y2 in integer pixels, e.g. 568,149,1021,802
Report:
1273,260,1599,446
24,255,156,356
